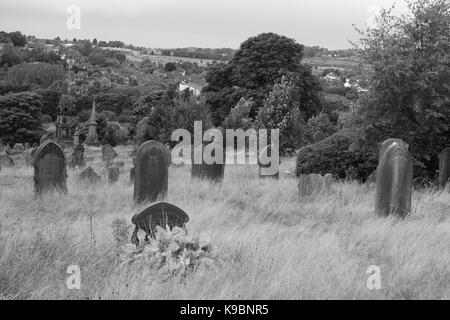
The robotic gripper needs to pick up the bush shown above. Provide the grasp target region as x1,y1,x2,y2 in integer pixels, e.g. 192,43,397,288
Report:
99,122,128,146
0,92,44,145
296,129,377,181
119,226,216,275
40,114,52,123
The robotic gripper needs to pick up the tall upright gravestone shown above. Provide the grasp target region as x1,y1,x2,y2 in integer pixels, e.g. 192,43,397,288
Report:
438,147,450,188
70,144,86,168
134,140,170,204
375,138,413,217
102,144,117,167
33,140,67,195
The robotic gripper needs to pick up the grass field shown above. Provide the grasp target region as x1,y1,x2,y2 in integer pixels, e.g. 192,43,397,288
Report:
0,145,449,300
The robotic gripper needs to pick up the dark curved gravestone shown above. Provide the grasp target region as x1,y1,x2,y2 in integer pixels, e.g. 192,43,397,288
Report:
79,166,101,184
134,140,170,204
191,144,225,182
131,202,189,245
438,147,450,188
33,140,67,195
375,138,413,217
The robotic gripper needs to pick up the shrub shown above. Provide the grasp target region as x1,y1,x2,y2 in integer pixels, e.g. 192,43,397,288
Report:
0,92,44,145
296,129,377,181
119,226,216,275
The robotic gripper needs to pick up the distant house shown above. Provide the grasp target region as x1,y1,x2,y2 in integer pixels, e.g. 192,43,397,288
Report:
324,73,340,82
344,78,368,92
179,81,201,96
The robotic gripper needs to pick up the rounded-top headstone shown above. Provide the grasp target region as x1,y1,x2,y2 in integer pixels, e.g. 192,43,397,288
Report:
375,138,412,217
33,140,67,195
134,140,170,204
131,202,190,245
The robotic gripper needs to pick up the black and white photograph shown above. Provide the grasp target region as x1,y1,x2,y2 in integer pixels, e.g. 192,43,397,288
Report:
0,0,449,305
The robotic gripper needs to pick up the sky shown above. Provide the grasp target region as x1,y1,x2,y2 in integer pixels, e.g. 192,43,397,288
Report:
0,0,408,49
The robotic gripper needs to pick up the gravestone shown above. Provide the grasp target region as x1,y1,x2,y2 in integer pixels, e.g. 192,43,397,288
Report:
108,166,120,184
258,144,279,179
25,148,37,166
13,143,24,151
438,147,450,188
130,167,135,185
79,166,101,184
298,173,332,197
375,138,413,217
70,144,86,168
134,140,170,204
102,144,117,165
111,161,125,168
131,202,190,245
191,144,225,182
0,154,14,167
324,173,333,193
33,140,67,194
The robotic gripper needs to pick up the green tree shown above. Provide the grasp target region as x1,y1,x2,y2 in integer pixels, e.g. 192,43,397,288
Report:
5,62,65,90
79,41,93,57
8,31,27,47
0,44,22,67
164,62,177,73
33,89,62,120
0,92,44,145
352,0,450,180
255,75,308,153
204,33,321,126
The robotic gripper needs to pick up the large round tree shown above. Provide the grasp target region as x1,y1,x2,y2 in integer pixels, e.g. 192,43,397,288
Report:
350,0,450,180
204,33,321,126
0,92,44,145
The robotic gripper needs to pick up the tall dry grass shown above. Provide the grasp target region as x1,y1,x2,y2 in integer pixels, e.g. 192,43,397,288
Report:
0,146,448,299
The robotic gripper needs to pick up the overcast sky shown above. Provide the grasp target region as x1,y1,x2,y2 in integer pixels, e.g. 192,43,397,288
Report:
0,0,408,49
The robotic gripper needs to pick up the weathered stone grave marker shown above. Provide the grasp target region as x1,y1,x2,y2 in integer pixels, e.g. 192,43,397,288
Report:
25,147,37,166
79,166,101,184
191,143,225,182
298,173,332,196
70,144,86,168
375,138,413,217
108,166,120,184
33,140,67,194
130,167,135,185
131,202,189,245
438,147,450,188
102,144,117,166
134,140,170,203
